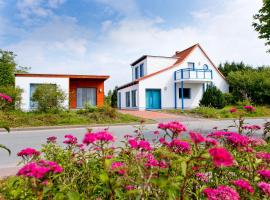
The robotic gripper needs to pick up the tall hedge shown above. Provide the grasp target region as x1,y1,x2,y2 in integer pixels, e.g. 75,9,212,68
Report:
200,85,225,109
227,68,270,104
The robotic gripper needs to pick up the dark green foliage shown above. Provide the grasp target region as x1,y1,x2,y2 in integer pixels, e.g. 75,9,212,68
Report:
218,61,252,77
200,85,225,109
227,68,270,104
0,50,16,86
31,84,66,112
223,93,234,105
0,86,22,110
105,90,112,105
253,0,270,52
111,87,118,108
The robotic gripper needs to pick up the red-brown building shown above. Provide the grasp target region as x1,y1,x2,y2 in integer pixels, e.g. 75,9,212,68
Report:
15,73,110,110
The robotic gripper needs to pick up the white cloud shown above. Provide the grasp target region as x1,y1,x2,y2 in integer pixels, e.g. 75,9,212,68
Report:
3,0,270,93
16,0,66,21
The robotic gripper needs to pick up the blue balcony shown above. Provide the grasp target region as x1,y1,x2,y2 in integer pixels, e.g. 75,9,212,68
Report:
174,68,213,82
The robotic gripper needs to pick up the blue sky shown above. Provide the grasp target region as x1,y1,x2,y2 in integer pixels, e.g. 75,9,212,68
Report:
0,0,269,91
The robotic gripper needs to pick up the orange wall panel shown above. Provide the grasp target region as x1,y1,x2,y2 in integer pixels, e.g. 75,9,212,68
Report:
69,78,105,109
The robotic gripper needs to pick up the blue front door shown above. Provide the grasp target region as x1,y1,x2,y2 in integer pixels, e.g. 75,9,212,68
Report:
146,89,161,109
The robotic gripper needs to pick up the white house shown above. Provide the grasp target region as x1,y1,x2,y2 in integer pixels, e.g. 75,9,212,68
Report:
117,44,229,110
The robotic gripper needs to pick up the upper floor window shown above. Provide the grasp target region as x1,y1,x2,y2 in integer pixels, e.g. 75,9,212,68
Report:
188,62,195,70
135,67,139,79
139,63,144,77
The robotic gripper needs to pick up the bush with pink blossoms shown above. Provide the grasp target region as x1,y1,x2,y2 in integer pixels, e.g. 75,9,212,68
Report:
0,121,270,200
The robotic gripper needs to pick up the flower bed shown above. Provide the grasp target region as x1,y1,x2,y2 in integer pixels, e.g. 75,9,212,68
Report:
0,114,270,199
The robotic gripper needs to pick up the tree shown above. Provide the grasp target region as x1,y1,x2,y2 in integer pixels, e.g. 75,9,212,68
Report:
0,50,30,86
105,90,112,105
200,85,226,109
31,84,66,112
253,0,270,52
218,61,252,77
0,50,16,86
111,87,118,108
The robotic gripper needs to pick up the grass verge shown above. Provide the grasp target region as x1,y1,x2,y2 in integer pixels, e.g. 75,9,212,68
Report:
163,105,270,119
0,108,142,128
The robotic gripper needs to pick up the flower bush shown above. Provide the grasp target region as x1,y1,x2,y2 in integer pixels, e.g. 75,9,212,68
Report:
0,114,270,199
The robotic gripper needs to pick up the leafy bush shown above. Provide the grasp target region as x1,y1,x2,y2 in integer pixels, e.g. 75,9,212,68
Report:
223,92,234,105
1,114,270,199
227,68,270,105
200,85,225,109
31,84,66,113
111,87,118,108
0,86,22,110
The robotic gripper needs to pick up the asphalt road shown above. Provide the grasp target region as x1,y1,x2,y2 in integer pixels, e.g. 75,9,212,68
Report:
0,118,268,175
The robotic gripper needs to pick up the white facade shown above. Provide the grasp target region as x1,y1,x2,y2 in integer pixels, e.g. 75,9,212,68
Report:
15,77,69,111
118,44,229,110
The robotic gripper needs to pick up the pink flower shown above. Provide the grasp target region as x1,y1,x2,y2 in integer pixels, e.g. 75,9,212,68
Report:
232,179,254,193
258,170,270,179
128,138,139,149
17,160,62,179
243,125,261,130
169,139,191,154
256,152,270,161
225,132,250,147
195,173,209,182
258,182,270,197
111,162,124,170
205,138,218,146
138,140,152,151
244,105,256,112
144,154,159,167
208,147,234,167
0,93,12,103
83,133,96,145
125,185,135,190
159,160,167,168
47,136,57,143
17,148,40,157
159,138,169,146
189,131,205,144
249,138,266,147
207,131,229,138
153,130,160,135
63,134,78,145
203,185,240,200
158,121,187,134
229,107,237,113
94,131,114,142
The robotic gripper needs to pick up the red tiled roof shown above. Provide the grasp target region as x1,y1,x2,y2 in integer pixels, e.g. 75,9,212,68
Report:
117,43,226,90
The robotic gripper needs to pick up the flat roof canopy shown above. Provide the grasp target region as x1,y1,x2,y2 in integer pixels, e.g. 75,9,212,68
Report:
15,73,110,80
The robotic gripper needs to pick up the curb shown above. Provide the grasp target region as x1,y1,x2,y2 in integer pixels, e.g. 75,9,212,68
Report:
0,121,157,132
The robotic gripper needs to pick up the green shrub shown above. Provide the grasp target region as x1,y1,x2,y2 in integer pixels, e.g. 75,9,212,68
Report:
31,84,66,113
223,92,234,105
0,86,22,110
200,85,225,109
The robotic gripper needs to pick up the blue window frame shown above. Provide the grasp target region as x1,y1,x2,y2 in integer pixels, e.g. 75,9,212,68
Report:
131,90,136,107
126,91,130,107
139,63,144,77
179,88,191,99
135,67,139,79
188,62,195,70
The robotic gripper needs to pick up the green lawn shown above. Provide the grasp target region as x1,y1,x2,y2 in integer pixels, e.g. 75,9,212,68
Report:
163,105,270,119
0,108,142,128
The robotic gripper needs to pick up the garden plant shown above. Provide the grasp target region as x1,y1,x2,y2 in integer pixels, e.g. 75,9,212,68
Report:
0,101,270,199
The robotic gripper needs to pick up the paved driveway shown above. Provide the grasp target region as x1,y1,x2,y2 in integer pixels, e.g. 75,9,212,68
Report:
119,110,206,122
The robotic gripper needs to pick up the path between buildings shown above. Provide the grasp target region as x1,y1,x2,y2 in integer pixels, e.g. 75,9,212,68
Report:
118,109,208,122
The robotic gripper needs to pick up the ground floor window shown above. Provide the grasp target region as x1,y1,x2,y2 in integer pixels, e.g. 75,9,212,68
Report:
131,90,136,107
179,88,191,99
126,91,130,107
76,88,96,108
30,83,56,109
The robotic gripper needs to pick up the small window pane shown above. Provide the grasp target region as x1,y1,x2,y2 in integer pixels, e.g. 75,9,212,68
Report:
188,62,195,70
135,67,139,79
139,64,144,77
126,92,130,107
179,88,191,99
131,90,136,107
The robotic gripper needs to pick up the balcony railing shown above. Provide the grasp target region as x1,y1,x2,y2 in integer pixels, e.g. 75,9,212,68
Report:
175,68,213,81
